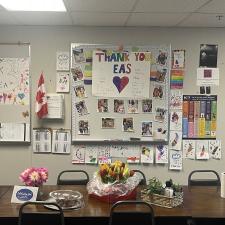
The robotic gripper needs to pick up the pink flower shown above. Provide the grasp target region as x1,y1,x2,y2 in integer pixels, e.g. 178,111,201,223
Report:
19,167,48,187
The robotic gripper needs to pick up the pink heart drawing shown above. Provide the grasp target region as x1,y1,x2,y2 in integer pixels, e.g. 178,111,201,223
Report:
113,76,129,93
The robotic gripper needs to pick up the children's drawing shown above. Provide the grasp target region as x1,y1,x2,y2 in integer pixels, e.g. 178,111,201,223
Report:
196,140,209,160
183,140,195,159
209,140,221,159
72,145,85,163
141,145,154,163
155,145,168,164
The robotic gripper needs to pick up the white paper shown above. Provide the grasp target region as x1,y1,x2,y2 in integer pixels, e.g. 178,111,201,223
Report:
56,52,70,71
85,145,98,164
33,129,51,153
52,130,71,154
126,145,140,163
221,172,225,198
172,50,185,69
170,90,183,110
169,131,182,150
196,140,209,159
92,51,151,98
72,145,85,164
98,145,111,164
45,94,64,119
170,111,182,131
140,145,154,163
183,140,195,159
155,145,168,164
169,150,182,170
209,140,221,159
0,123,25,142
0,58,30,105
110,145,127,158
56,72,70,93
11,185,38,203
197,68,219,86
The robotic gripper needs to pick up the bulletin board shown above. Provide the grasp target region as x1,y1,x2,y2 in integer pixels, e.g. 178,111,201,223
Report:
71,43,170,143
0,43,31,143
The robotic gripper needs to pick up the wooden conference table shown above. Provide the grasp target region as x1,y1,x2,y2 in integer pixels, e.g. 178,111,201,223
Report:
0,185,224,224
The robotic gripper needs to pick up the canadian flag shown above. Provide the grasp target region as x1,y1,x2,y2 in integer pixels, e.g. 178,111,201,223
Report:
35,72,48,119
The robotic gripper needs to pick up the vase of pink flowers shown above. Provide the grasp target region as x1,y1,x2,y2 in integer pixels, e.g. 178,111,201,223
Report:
19,167,48,200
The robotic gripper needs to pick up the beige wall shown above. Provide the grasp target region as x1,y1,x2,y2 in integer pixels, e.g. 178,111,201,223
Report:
0,26,224,185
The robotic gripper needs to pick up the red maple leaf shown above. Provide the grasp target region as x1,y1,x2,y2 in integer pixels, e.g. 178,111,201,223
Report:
36,91,45,104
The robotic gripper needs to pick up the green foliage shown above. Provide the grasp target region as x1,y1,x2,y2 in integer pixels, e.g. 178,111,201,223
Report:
146,177,164,195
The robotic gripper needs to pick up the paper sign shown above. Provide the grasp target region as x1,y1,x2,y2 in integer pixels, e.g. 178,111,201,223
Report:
92,51,151,98
56,52,70,71
197,68,219,86
11,185,38,203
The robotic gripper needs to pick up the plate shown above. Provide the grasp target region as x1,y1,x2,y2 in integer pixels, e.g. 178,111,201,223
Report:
44,198,83,211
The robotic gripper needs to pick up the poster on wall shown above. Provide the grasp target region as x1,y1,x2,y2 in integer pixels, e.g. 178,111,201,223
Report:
0,58,29,105
199,44,218,68
182,95,217,139
92,51,151,98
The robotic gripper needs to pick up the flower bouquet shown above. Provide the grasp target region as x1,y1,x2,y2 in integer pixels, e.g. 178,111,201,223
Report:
87,161,141,203
19,167,48,187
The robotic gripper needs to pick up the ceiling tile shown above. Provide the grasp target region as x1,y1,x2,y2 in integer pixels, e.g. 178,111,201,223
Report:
64,0,136,12
134,0,209,12
10,12,73,25
178,13,225,27
198,0,225,13
127,12,189,26
0,12,18,25
70,12,129,26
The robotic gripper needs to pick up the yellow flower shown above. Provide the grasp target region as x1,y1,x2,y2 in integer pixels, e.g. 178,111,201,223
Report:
29,171,40,182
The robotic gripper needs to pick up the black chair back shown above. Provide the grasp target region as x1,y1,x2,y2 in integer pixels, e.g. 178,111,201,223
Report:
133,169,147,185
188,170,221,187
18,201,65,225
57,170,89,185
109,200,155,225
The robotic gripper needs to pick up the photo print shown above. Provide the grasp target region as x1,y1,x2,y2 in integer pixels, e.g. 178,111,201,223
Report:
71,66,84,82
142,99,152,113
170,111,182,131
209,140,221,159
102,118,115,129
97,99,109,113
114,99,125,113
75,100,88,116
183,140,195,159
157,50,168,66
78,120,90,135
172,49,185,69
74,84,86,98
141,121,153,137
199,44,218,68
155,107,167,123
153,84,165,99
155,67,167,83
141,145,154,163
127,100,138,113
169,131,182,151
154,127,167,140
73,48,86,63
196,140,209,160
122,118,134,132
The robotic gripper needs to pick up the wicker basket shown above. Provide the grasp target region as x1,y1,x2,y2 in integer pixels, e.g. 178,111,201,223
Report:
141,191,183,208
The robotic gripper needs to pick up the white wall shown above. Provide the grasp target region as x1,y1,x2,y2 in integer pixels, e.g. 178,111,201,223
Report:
0,26,224,185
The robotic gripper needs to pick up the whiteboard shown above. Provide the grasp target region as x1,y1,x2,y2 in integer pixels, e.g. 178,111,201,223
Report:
71,44,170,143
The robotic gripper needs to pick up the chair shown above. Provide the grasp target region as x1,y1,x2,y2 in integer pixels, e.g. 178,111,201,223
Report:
109,200,155,225
133,169,147,185
57,170,89,185
18,201,64,225
188,170,221,187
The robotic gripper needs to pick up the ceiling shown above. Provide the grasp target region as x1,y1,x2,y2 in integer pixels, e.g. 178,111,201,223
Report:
0,0,225,27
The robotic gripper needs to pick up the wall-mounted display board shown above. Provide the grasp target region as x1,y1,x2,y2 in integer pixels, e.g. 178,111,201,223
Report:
0,43,31,143
182,95,217,139
71,44,170,143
